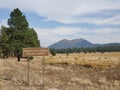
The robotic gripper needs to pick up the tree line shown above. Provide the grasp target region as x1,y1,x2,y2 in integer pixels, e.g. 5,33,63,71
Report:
0,8,40,61
50,44,120,55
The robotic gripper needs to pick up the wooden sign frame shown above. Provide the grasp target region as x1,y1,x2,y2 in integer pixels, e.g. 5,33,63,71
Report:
22,47,49,86
22,48,49,57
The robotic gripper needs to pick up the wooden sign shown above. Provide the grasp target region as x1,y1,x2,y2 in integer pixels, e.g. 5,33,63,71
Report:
22,48,49,57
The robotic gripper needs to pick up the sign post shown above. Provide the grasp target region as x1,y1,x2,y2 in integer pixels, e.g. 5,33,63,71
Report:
27,57,30,85
22,48,49,87
27,56,32,86
42,56,45,87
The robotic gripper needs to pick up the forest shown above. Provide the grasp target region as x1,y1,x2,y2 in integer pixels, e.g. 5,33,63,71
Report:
50,44,120,55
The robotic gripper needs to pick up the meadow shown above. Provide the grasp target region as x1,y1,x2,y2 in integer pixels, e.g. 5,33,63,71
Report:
0,52,120,90
46,52,120,68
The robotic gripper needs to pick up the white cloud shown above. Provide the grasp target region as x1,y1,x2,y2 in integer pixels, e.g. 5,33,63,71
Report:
34,26,84,47
91,28,120,34
85,15,120,25
0,0,120,46
34,26,120,46
85,33,120,44
0,0,120,24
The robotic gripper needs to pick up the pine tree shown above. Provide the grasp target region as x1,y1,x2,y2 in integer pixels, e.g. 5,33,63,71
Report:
0,26,10,58
8,8,29,30
0,8,40,61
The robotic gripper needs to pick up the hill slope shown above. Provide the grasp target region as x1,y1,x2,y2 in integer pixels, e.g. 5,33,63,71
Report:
49,38,98,49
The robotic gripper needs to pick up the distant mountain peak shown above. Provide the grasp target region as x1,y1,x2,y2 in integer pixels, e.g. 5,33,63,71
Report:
72,38,84,40
71,38,86,42
48,38,120,49
60,39,69,42
49,38,94,49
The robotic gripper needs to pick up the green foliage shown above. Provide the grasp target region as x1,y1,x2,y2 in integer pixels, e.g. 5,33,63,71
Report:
50,49,56,56
53,44,120,54
0,8,40,59
8,8,28,30
0,26,10,58
27,56,34,60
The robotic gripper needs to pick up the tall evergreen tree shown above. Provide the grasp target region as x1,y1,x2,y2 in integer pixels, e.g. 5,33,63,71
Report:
0,8,40,61
0,26,10,58
8,8,29,30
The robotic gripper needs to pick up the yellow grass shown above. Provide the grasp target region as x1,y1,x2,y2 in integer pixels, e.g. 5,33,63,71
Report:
0,52,120,90
45,52,120,68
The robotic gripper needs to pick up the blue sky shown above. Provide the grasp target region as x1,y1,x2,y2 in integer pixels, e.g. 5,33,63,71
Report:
0,0,120,47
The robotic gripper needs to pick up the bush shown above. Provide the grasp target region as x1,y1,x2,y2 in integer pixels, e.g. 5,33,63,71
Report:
27,56,33,60
50,49,56,56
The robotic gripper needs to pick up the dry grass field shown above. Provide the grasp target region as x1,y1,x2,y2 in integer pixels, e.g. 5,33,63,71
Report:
46,52,120,68
0,52,120,90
